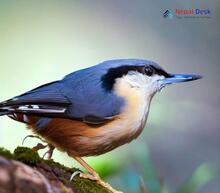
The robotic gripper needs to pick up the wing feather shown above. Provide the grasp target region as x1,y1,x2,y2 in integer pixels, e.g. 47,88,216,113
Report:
0,81,70,117
1,60,128,123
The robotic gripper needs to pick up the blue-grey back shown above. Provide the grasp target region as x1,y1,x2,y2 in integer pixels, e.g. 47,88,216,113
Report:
2,59,157,119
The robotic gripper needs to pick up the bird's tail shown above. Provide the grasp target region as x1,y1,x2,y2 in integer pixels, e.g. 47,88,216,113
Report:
0,109,9,116
0,101,10,116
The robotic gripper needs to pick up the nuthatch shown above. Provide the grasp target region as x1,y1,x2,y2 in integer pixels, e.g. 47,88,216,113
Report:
0,59,201,192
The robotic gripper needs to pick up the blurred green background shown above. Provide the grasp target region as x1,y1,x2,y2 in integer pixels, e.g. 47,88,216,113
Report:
0,1,219,193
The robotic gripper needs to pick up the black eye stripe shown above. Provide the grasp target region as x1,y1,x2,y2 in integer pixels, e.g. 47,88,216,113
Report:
101,64,170,91
101,65,144,91
149,65,171,77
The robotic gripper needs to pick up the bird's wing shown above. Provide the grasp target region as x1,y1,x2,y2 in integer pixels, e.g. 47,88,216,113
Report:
60,65,125,122
0,81,71,117
0,68,125,124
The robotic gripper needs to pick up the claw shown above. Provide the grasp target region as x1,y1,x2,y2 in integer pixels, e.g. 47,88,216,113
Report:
22,135,47,145
42,145,55,159
70,171,81,181
70,171,99,181
70,171,122,193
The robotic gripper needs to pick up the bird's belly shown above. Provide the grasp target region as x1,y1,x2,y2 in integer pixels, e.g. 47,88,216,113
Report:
32,86,150,157
77,116,147,156
33,113,148,157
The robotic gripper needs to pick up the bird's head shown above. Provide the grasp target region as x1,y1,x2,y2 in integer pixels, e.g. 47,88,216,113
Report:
101,59,202,99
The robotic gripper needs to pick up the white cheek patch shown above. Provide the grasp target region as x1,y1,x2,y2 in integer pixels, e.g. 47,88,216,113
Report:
146,75,165,92
114,72,167,103
123,72,148,88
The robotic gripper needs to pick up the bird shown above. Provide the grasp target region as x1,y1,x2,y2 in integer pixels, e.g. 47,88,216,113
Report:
0,59,201,192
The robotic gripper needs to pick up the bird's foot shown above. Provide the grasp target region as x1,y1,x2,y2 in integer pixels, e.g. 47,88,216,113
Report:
22,134,55,159
70,171,123,193
70,170,99,181
32,142,48,152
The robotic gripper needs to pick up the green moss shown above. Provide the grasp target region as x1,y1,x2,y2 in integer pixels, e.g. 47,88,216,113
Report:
45,158,63,168
13,146,40,165
0,147,13,159
44,159,79,179
0,146,111,192
44,159,73,171
71,176,109,193
44,156,110,192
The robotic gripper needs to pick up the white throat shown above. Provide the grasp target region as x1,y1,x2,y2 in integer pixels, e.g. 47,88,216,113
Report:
111,72,155,139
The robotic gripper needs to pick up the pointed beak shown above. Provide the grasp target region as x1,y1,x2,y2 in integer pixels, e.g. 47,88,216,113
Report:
161,74,202,85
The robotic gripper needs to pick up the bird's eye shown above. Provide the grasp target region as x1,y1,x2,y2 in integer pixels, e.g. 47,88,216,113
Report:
144,66,154,76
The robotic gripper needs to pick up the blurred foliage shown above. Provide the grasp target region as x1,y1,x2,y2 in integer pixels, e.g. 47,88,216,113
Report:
94,159,123,179
103,148,218,193
138,162,217,193
176,164,217,193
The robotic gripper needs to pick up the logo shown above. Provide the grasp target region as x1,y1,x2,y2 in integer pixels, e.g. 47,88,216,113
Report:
163,10,173,19
163,8,211,19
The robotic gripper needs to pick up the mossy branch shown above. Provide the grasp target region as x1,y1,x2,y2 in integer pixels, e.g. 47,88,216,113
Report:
0,146,111,193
